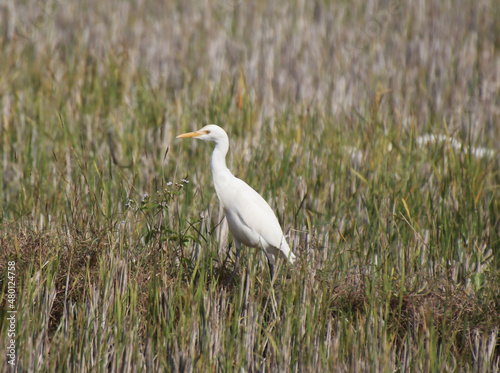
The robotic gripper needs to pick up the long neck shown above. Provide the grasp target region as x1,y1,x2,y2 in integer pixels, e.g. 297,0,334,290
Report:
210,139,234,204
210,140,231,176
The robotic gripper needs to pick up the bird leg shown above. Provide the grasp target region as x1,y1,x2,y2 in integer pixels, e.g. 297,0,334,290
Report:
224,241,241,287
263,251,275,281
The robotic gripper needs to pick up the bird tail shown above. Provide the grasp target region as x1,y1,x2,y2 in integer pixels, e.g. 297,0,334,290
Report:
280,238,297,265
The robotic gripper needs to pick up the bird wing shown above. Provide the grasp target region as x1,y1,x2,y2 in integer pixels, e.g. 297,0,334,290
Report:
218,176,286,250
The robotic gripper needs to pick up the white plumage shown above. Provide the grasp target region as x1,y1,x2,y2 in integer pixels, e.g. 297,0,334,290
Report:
177,124,296,278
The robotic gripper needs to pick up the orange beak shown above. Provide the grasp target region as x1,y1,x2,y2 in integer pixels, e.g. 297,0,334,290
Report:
176,131,204,139
177,129,211,138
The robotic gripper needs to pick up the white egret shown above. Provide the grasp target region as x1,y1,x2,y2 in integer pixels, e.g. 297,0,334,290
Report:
177,124,296,281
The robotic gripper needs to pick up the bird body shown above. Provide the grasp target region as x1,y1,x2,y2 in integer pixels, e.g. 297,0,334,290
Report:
177,125,296,276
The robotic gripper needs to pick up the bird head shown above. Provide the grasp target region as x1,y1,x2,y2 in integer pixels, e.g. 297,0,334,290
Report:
176,124,228,144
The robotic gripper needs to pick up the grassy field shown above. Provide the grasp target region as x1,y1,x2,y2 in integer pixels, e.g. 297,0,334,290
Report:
1,0,500,371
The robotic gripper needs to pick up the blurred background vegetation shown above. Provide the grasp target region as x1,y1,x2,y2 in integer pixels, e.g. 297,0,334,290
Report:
0,0,499,371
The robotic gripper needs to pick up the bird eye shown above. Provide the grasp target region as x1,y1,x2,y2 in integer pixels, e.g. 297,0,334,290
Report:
204,130,211,134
